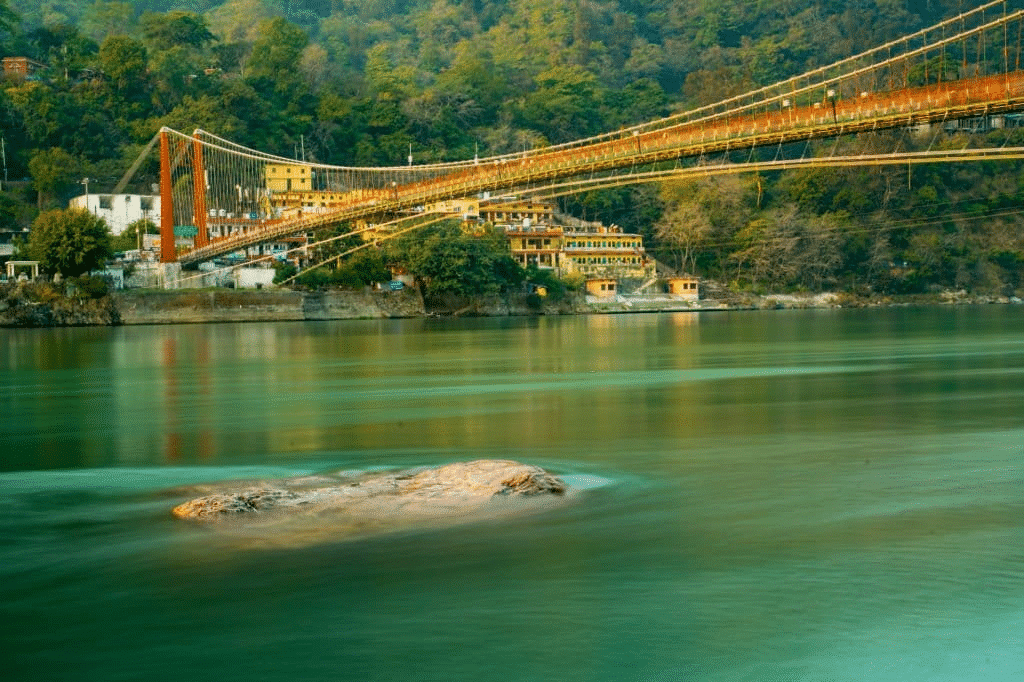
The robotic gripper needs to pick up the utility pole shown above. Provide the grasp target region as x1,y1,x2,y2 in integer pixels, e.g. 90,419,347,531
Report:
1,136,7,189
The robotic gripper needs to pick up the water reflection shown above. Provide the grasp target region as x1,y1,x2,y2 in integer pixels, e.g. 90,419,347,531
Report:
2,307,1023,681
3,308,1023,472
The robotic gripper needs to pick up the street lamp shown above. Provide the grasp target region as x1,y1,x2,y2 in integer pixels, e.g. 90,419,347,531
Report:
81,177,90,211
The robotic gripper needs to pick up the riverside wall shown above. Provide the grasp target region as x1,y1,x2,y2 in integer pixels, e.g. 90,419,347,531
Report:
13,284,1017,328
114,288,427,324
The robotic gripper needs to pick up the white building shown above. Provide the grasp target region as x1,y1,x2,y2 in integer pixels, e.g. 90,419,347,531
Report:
69,194,160,236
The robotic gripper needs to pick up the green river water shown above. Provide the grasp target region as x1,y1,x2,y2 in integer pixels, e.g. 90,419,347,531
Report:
1,307,1022,681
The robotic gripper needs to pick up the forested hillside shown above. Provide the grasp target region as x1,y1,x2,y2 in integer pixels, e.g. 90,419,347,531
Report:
2,0,1023,295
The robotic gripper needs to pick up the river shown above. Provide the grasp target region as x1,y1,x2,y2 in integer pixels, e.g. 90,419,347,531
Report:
1,307,1022,681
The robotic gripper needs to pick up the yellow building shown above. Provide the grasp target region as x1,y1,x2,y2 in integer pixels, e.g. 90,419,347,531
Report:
479,198,653,281
479,199,553,226
264,164,395,219
560,227,649,279
667,276,700,299
265,164,312,193
585,278,617,297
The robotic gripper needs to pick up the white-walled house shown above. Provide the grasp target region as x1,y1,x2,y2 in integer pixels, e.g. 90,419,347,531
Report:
69,194,160,236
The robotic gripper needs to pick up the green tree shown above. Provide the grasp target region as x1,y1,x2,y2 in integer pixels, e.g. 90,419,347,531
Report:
0,0,16,37
25,24,99,81
29,208,113,277
28,147,81,209
97,35,149,93
141,11,215,51
0,191,32,231
390,221,521,299
655,200,713,275
517,65,605,143
111,218,157,253
247,17,310,100
435,47,508,121
155,95,247,139
345,248,392,286
149,45,208,112
81,2,133,42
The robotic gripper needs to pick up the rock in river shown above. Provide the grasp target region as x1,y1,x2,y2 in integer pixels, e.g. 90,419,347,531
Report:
170,460,568,546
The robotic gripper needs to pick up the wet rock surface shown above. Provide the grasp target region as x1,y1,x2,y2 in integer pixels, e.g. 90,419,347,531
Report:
170,460,568,545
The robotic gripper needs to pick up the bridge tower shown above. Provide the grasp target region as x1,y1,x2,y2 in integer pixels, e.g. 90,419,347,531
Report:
159,129,176,264
192,133,209,249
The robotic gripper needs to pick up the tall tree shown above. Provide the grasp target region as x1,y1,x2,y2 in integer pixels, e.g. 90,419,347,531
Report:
0,0,17,37
81,2,134,42
28,147,81,209
141,11,215,51
389,221,520,298
97,35,149,93
247,17,310,100
28,208,113,277
26,24,99,81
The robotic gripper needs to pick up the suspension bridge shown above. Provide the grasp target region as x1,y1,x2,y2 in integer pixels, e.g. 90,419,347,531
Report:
124,1,1024,271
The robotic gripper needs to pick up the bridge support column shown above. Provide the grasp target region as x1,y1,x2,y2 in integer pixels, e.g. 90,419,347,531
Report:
159,130,177,264
160,262,181,289
192,134,209,249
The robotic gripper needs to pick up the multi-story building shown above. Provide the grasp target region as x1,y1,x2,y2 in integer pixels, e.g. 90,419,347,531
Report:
265,163,313,193
69,193,160,235
479,198,654,282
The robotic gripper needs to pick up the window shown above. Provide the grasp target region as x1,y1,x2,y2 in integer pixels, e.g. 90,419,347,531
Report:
99,195,113,209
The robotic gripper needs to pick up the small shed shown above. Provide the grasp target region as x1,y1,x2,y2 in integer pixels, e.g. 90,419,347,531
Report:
667,276,700,300
2,57,46,80
586,278,617,297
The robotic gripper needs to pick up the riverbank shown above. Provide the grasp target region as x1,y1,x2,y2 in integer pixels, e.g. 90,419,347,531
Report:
0,280,121,327
113,287,427,324
2,281,1021,327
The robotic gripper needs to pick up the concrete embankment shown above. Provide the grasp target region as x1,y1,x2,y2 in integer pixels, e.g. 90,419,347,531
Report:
114,288,426,324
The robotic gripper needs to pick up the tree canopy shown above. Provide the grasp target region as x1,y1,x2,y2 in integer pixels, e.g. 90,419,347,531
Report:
28,208,113,277
388,221,522,299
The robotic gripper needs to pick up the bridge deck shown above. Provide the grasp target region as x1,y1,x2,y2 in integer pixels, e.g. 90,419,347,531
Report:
181,71,1024,265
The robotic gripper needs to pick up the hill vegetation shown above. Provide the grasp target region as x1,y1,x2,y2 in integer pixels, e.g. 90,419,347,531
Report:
1,0,1023,296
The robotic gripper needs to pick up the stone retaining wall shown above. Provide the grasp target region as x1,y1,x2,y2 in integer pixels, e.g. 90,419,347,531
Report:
115,288,426,324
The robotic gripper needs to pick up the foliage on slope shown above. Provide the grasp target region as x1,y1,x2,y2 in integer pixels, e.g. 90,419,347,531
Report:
1,0,1021,294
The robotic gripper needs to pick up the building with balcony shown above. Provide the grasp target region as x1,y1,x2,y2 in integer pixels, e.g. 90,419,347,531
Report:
479,198,654,282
